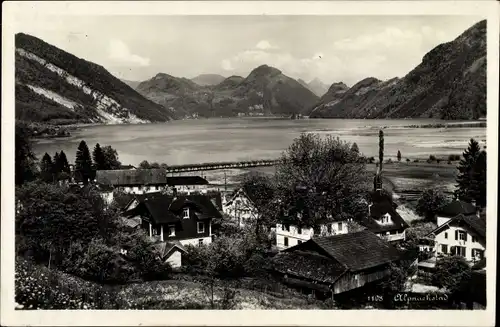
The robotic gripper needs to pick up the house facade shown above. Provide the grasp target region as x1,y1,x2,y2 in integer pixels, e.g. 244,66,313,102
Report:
425,200,485,263
122,193,222,247
95,169,170,204
276,220,349,250
222,188,260,227
270,230,405,298
167,176,209,194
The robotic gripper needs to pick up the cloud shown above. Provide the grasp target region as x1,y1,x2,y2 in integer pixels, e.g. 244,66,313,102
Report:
107,39,150,66
255,40,279,50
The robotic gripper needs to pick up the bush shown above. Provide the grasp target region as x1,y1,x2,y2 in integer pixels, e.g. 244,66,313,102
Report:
429,155,436,161
406,158,410,162
413,159,419,163
448,154,461,161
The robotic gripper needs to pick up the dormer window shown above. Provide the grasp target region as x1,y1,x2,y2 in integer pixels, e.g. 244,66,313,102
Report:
183,207,189,219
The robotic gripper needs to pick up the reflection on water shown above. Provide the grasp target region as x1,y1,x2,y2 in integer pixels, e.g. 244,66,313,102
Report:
33,118,486,167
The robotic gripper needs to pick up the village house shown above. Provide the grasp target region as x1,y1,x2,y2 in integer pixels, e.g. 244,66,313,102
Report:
96,169,170,198
426,200,486,264
276,217,349,250
270,230,405,299
360,199,409,242
122,192,222,248
222,188,260,227
167,176,209,194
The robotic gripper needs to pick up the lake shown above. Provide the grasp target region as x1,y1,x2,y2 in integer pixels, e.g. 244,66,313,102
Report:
33,118,486,167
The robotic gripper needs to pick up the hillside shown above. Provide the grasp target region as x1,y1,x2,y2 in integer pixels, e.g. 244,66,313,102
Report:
121,79,141,90
310,19,486,120
15,33,174,125
307,78,329,97
191,74,226,86
137,65,319,118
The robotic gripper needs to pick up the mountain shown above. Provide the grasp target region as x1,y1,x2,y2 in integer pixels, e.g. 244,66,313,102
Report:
307,78,329,97
121,79,141,90
15,33,174,125
310,20,486,120
191,74,226,86
136,65,319,118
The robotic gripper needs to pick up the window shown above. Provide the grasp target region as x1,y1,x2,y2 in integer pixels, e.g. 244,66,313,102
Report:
183,207,190,219
444,232,448,239
472,236,477,243
284,224,290,232
298,240,302,245
198,239,204,246
452,246,466,257
455,230,468,241
472,249,484,260
338,222,343,230
168,225,176,237
297,227,302,235
313,225,321,235
197,222,205,233
327,224,332,234
441,244,448,254
284,237,289,247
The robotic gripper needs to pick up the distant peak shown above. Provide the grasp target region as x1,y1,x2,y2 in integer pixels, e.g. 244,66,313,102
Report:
249,64,282,77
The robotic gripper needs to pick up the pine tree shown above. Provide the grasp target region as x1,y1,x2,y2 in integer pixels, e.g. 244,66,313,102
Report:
53,152,61,174
75,140,93,184
58,151,71,174
351,142,360,153
470,150,486,208
397,150,402,162
455,138,482,203
40,153,54,183
92,143,107,170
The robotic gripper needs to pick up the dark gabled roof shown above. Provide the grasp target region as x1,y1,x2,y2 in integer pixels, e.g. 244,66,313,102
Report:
153,241,187,259
310,230,404,272
124,193,222,224
427,213,486,240
437,200,477,217
361,201,409,233
96,169,168,186
270,250,347,284
167,176,209,186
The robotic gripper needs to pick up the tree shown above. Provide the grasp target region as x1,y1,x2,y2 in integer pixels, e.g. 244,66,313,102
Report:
455,138,483,204
138,160,151,169
377,261,413,308
416,189,449,221
351,142,359,154
432,256,472,305
273,134,370,228
397,150,402,162
240,172,276,240
101,146,121,170
58,151,71,174
92,143,107,170
150,162,160,169
379,130,384,171
470,150,486,207
15,122,38,185
40,153,54,183
75,140,93,184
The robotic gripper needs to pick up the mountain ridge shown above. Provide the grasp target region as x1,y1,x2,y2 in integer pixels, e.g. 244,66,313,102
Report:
310,19,486,120
15,33,174,125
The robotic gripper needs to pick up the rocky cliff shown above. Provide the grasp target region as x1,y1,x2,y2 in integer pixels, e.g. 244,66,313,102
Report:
15,33,174,125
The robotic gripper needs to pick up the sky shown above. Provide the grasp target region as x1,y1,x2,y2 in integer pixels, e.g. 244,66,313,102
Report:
15,15,484,86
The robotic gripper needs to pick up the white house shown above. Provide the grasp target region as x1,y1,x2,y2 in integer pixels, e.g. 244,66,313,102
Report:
426,200,485,263
167,176,210,194
276,219,349,250
222,188,260,227
360,200,409,242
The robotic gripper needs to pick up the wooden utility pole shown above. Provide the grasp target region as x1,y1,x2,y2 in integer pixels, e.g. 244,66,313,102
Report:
224,170,227,191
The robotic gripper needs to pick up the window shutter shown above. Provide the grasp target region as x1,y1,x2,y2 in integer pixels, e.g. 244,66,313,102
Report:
464,233,468,242
455,230,458,240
